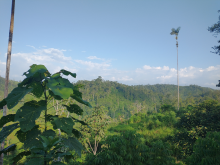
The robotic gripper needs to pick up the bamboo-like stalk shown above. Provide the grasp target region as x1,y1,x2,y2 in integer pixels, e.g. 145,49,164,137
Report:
176,40,179,111
0,1,15,164
170,27,181,111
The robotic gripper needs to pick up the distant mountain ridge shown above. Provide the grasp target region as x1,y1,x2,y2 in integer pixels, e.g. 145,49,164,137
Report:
1,75,220,120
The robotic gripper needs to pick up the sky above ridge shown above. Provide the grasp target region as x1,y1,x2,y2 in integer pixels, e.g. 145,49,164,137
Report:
0,0,220,90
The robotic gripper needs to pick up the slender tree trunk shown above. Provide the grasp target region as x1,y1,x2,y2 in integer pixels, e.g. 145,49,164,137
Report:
176,40,179,111
0,1,15,164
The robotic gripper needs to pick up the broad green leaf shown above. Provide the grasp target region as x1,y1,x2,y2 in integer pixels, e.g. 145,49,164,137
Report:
41,129,56,138
70,93,92,108
14,100,46,132
0,114,16,128
63,104,83,115
48,90,63,100
19,120,36,133
63,154,76,163
16,129,28,143
12,151,32,164
48,136,62,148
38,135,61,151
48,144,64,154
22,64,51,80
0,123,19,143
50,116,75,135
28,81,44,98
50,72,61,79
40,135,50,148
72,128,83,138
59,69,76,78
24,127,42,149
62,137,83,157
72,89,82,98
3,87,33,109
30,147,47,155
55,151,72,158
47,77,73,99
0,99,7,110
17,77,33,88
24,157,44,165
70,116,91,128
0,144,16,155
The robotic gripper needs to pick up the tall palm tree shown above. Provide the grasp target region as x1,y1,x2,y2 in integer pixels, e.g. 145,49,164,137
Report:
0,0,15,164
170,27,181,111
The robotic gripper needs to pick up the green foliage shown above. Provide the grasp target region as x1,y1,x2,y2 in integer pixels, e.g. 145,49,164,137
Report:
159,104,176,113
147,140,176,165
77,105,112,155
84,130,176,165
163,111,178,127
84,130,149,165
185,131,220,165
0,64,92,164
108,124,135,133
166,100,220,160
128,114,142,124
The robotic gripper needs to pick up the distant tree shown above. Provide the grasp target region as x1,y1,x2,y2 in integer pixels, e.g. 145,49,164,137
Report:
208,10,220,55
170,26,181,111
78,105,111,156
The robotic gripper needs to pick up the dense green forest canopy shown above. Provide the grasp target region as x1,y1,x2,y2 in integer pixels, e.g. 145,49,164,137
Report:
1,75,219,120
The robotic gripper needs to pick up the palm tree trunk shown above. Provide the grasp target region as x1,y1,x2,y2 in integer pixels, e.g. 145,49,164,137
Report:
0,1,15,164
176,40,179,111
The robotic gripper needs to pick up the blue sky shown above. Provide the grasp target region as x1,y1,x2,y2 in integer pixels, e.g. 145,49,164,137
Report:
0,0,220,90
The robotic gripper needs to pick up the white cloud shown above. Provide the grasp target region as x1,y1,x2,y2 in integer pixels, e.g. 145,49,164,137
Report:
163,66,169,70
118,76,133,81
26,45,37,50
206,66,218,71
156,75,172,79
143,65,165,70
87,56,104,60
75,60,110,69
143,65,151,70
1,47,220,90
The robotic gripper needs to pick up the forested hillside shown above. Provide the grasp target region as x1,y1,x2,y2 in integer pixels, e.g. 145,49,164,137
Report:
1,75,220,121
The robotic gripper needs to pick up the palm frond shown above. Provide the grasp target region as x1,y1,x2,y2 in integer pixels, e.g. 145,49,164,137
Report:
176,27,181,33
170,27,181,36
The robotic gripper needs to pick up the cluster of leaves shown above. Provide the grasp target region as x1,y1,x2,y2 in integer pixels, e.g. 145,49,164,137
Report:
0,64,93,164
